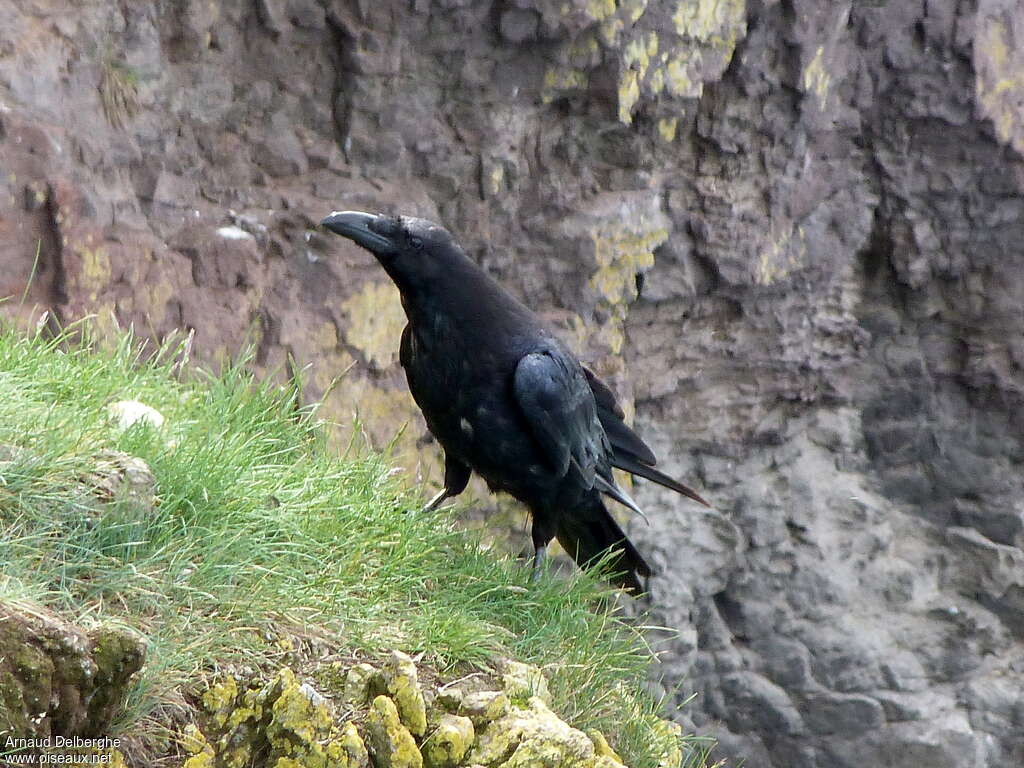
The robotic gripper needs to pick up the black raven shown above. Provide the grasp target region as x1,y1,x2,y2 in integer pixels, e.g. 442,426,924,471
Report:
321,210,709,592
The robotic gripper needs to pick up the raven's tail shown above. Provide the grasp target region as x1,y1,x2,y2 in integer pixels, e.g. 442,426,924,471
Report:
556,497,653,594
610,454,711,507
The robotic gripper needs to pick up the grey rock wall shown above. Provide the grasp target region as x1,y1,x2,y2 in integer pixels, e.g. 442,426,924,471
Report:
1,0,1023,765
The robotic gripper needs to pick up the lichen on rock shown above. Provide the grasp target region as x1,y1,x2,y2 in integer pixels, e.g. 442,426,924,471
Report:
469,696,600,767
384,650,428,737
0,604,144,743
421,713,475,768
365,694,423,768
186,667,369,768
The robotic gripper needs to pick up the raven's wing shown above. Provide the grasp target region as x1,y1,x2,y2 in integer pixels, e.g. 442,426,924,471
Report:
513,349,603,487
583,366,711,507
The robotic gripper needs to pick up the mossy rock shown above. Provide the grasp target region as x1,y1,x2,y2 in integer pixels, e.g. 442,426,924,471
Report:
384,650,427,737
0,603,144,741
421,713,474,768
458,690,510,727
365,695,422,768
470,696,598,767
189,667,369,768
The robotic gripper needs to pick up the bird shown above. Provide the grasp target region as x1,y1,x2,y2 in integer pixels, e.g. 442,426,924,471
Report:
321,210,710,593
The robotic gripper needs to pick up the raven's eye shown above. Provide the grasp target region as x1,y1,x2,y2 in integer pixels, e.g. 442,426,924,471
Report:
409,236,423,250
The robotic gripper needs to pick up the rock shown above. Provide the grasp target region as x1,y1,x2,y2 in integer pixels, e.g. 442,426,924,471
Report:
81,450,158,510
587,730,624,764
802,692,885,736
470,696,596,767
500,660,551,705
344,662,385,707
0,604,144,741
459,690,511,727
339,721,371,768
190,668,369,767
421,713,475,768
365,695,423,768
257,116,309,178
499,9,539,43
433,687,464,713
384,650,428,737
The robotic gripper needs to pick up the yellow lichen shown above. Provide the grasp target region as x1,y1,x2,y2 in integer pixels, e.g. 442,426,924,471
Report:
365,695,423,768
588,226,668,304
470,696,597,767
76,246,112,302
975,18,1024,154
653,718,684,768
481,158,505,199
191,668,369,768
385,650,428,737
342,662,383,706
501,661,551,705
340,281,406,369
267,669,334,747
801,45,831,110
657,117,678,142
421,714,474,768
202,675,241,729
588,729,624,764
460,690,511,726
542,67,590,103
138,277,175,327
664,53,703,98
585,0,617,22
755,223,806,285
673,0,746,44
338,721,370,767
618,70,642,123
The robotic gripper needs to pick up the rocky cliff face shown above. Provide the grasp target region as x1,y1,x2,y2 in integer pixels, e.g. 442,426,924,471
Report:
2,0,1024,765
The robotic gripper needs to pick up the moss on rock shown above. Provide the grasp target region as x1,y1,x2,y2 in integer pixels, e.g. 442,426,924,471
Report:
421,713,475,768
459,690,511,727
471,696,598,767
385,650,428,737
189,668,370,768
179,655,673,768
365,694,423,768
0,604,144,742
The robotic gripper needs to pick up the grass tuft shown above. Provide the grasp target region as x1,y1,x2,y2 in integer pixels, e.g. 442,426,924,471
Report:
0,323,707,767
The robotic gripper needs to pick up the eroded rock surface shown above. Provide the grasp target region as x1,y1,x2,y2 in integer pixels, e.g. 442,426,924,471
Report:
2,1,1024,765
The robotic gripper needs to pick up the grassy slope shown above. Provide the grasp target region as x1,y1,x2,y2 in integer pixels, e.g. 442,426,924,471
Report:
0,324,710,767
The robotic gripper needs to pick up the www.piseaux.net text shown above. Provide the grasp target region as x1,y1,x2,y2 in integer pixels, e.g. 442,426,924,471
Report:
3,737,121,765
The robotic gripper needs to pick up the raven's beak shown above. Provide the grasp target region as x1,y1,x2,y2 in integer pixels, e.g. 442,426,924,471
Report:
320,210,394,253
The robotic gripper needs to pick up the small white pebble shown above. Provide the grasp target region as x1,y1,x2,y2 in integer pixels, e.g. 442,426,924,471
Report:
108,400,165,430
216,225,254,241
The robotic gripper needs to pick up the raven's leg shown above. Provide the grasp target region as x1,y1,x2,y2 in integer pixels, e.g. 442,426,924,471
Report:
422,453,471,513
529,517,555,584
530,544,548,583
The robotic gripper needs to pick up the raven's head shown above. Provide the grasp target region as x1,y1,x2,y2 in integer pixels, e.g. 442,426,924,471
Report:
320,210,452,260
320,210,466,293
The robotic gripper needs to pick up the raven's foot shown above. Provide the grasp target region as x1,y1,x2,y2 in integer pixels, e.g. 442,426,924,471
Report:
421,488,450,514
530,545,548,584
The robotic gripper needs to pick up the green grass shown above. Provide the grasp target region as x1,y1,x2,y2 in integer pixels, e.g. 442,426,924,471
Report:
0,322,712,768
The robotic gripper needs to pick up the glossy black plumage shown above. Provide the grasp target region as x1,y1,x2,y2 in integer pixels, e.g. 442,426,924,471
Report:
321,210,709,592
